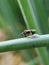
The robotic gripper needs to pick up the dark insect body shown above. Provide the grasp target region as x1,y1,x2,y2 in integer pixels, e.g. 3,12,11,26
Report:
22,29,36,37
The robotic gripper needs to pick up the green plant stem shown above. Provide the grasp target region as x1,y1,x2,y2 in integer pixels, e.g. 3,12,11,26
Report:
17,0,49,65
0,34,49,52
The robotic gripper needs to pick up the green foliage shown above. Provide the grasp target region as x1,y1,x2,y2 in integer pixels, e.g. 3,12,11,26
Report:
0,0,49,65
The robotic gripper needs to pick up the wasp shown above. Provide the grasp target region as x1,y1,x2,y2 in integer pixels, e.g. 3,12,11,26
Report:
22,29,39,38
22,29,36,37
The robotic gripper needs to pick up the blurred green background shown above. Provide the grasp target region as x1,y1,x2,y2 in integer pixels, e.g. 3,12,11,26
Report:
0,0,49,65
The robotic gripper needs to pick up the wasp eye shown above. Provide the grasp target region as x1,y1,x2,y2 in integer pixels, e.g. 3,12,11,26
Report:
31,30,36,35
